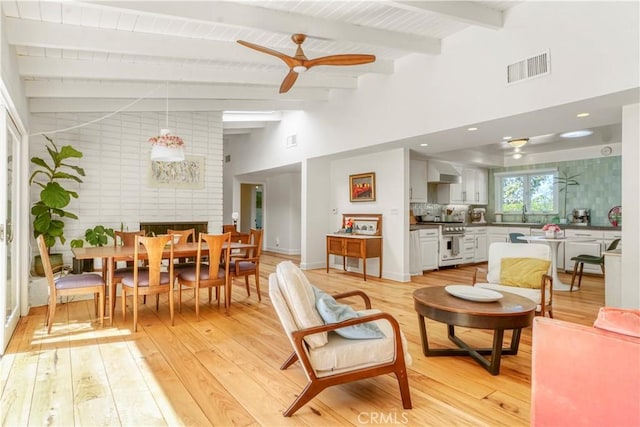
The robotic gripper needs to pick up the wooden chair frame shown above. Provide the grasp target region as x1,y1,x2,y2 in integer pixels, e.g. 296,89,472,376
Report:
277,289,412,417
230,228,263,301
37,235,105,334
176,232,232,319
121,235,175,332
473,267,554,318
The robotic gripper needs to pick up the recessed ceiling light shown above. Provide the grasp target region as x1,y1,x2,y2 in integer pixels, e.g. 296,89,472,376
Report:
502,136,512,140
560,130,593,138
467,127,478,131
420,143,428,147
512,153,523,159
576,112,590,118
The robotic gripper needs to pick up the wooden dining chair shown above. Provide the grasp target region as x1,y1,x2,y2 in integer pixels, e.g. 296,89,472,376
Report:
167,228,196,268
120,235,175,332
176,232,232,319
229,228,263,301
37,235,105,334
111,230,146,312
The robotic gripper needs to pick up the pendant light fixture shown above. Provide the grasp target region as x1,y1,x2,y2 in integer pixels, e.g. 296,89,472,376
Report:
507,138,529,148
149,82,185,162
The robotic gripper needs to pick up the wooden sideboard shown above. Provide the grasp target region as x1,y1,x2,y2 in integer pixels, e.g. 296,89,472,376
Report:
326,213,383,281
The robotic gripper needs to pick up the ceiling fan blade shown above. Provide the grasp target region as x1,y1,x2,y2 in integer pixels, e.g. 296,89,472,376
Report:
279,70,299,94
305,54,376,69
237,40,298,68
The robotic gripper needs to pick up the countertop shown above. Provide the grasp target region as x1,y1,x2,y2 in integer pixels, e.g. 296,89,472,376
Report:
410,222,622,231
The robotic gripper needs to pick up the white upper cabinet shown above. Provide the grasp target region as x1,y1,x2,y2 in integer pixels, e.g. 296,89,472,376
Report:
437,165,488,205
410,160,428,202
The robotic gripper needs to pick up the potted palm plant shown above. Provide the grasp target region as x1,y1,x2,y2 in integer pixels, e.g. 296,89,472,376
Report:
30,135,85,275
71,225,115,273
554,170,580,223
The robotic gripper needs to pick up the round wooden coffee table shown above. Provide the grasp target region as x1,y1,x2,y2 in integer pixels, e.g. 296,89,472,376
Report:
413,285,536,375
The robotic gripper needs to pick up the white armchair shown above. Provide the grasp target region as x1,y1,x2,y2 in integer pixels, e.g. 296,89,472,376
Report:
473,242,553,317
269,261,412,417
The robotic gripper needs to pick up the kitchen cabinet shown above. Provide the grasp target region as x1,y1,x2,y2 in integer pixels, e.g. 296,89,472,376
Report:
463,235,475,264
487,227,509,250
603,230,622,250
437,166,488,205
473,227,488,262
564,230,603,275
410,160,428,202
418,228,439,271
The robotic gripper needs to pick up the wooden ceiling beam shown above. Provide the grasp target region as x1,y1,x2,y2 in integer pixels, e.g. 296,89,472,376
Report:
91,1,441,54
5,17,393,75
393,1,503,29
18,57,358,90
24,81,330,102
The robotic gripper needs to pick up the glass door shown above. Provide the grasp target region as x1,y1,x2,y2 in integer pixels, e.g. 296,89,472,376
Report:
1,108,19,354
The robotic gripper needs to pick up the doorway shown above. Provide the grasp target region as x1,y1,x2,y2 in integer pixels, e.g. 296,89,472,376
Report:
240,183,263,232
1,107,20,354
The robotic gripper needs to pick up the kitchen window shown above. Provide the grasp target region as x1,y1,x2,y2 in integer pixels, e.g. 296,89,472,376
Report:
494,169,558,213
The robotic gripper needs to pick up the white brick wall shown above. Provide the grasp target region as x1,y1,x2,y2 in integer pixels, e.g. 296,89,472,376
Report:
29,111,223,265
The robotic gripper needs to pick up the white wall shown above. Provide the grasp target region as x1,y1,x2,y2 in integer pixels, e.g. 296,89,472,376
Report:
264,173,301,255
621,103,639,309
29,111,223,266
324,148,408,281
223,2,638,280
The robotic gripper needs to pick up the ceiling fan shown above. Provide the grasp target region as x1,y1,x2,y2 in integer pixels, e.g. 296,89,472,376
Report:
237,34,376,93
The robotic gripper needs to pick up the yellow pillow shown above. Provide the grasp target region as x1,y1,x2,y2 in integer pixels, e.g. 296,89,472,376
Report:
500,258,551,289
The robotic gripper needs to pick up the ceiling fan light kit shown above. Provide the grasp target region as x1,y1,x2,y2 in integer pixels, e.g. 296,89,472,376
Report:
237,33,376,93
508,138,529,148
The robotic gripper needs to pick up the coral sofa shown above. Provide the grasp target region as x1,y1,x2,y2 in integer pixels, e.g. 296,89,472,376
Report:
531,308,640,426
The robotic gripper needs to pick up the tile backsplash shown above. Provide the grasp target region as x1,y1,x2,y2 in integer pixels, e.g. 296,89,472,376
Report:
487,156,622,226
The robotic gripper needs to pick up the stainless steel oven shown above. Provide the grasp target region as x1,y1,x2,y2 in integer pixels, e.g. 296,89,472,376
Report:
439,224,466,267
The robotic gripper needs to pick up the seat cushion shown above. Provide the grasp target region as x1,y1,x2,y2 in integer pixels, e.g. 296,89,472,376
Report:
475,282,548,312
275,261,328,349
121,271,171,287
499,258,551,289
309,308,412,378
55,273,104,290
230,260,257,273
178,264,225,281
570,254,602,264
313,287,385,339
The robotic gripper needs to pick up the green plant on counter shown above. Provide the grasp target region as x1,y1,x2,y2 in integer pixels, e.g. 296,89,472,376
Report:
30,135,85,252
554,170,580,220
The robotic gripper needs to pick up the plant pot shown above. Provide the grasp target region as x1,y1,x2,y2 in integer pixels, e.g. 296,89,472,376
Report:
34,253,64,276
82,259,94,272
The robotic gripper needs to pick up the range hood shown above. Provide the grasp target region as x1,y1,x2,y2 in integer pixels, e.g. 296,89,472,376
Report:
427,160,461,184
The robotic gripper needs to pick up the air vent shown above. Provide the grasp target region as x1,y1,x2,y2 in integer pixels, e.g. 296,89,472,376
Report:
507,51,550,85
225,154,231,163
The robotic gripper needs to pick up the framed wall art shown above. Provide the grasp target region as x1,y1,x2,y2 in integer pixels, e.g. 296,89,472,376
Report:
349,172,376,202
149,155,205,189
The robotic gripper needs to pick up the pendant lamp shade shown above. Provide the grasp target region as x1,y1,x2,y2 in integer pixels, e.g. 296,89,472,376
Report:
150,83,185,162
149,129,185,162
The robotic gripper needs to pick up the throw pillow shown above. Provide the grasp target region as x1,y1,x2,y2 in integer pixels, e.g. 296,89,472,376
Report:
313,287,385,340
500,257,551,289
276,261,328,349
594,307,640,338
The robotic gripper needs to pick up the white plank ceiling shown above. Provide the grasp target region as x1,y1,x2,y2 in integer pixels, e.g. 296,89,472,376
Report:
3,0,515,117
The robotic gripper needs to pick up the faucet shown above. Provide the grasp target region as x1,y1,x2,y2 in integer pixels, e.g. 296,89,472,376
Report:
522,205,528,223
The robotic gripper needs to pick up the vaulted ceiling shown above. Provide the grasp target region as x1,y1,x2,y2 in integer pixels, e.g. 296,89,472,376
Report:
3,0,515,120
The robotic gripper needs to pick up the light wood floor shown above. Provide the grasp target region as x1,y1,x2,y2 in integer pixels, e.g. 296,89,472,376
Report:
1,253,603,426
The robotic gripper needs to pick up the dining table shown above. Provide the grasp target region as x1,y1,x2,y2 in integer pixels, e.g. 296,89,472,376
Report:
72,240,256,325
516,235,594,291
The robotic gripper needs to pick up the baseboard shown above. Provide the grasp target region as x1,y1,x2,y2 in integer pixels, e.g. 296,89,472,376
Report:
265,246,300,255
